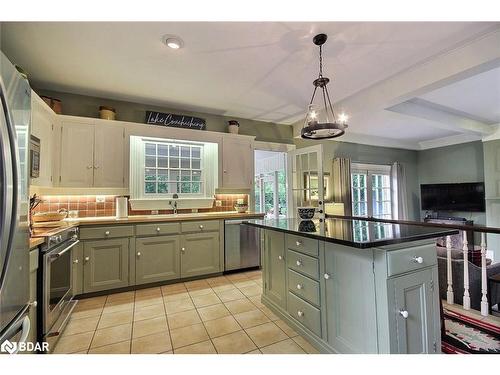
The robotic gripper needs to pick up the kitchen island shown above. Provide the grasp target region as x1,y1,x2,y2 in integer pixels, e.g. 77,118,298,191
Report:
245,218,458,354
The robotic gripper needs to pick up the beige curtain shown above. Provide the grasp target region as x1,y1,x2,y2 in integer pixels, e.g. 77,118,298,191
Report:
332,157,352,216
391,161,409,220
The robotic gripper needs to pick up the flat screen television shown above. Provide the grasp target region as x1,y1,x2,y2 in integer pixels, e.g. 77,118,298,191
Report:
420,182,485,212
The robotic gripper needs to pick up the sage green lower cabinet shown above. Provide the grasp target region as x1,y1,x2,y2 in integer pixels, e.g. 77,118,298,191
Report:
181,232,220,278
83,238,130,293
28,249,39,350
261,231,441,354
388,268,438,354
135,235,181,284
323,242,378,353
263,230,286,308
72,242,84,296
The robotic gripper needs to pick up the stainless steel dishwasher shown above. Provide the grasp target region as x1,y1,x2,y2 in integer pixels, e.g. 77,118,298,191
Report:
224,220,261,271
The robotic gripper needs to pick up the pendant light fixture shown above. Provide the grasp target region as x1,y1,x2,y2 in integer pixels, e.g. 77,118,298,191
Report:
301,33,348,139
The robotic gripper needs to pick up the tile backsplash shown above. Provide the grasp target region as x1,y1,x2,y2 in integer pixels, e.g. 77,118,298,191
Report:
33,194,249,218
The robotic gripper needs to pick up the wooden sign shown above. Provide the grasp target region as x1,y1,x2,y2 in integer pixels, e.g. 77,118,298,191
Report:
145,111,206,130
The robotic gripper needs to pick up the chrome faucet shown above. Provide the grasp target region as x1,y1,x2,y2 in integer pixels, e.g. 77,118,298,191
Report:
169,194,179,215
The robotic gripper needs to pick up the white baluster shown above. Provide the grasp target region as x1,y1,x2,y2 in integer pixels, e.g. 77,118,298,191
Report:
446,236,454,304
462,231,471,310
480,233,489,316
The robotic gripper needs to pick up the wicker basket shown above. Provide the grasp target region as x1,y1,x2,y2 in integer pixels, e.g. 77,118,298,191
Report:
32,211,68,222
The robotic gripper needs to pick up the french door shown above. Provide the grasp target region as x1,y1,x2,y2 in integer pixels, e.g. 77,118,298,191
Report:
287,145,325,220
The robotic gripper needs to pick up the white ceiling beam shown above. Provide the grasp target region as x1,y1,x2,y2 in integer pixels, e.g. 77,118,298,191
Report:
387,98,495,135
418,133,483,150
336,27,500,116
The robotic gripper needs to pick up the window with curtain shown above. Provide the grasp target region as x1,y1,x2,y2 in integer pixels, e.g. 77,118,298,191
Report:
351,163,392,219
351,163,393,241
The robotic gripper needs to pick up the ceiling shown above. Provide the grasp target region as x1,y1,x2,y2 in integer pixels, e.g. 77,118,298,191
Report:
1,22,499,149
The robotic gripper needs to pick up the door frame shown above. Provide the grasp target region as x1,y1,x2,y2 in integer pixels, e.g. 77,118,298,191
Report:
286,144,324,219
253,141,295,219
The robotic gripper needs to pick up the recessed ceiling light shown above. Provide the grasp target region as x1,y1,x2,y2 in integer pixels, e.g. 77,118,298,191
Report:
162,35,184,50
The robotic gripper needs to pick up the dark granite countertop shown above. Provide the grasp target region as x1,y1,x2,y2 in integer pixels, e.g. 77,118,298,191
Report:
244,218,459,249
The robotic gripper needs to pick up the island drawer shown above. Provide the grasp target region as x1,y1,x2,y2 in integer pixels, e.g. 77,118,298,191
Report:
287,249,319,280
287,292,321,337
286,234,318,257
136,223,180,236
386,244,437,277
288,269,320,306
181,220,219,233
79,225,135,240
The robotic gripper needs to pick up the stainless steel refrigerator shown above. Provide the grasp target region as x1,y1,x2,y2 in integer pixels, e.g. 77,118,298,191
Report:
0,51,31,353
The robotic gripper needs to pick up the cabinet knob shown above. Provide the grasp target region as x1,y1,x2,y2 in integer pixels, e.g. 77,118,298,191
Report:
156,227,161,232
278,255,283,260
399,310,409,319
296,284,303,290
73,259,79,264
137,252,141,257
295,240,302,246
94,165,100,169
412,256,424,264
86,165,92,169
105,231,110,236
84,256,90,262
323,273,330,280
297,310,304,317
296,260,302,267
181,247,186,253
223,170,227,173
199,225,204,230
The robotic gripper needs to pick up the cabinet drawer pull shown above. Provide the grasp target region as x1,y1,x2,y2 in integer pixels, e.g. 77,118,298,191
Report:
296,260,302,267
84,256,90,262
73,259,79,264
297,310,304,317
181,247,186,253
412,256,424,264
323,273,330,280
296,284,303,290
86,165,92,169
94,165,100,169
156,227,161,232
295,240,302,246
399,310,409,319
278,255,283,260
137,252,141,257
199,225,204,230
104,231,110,236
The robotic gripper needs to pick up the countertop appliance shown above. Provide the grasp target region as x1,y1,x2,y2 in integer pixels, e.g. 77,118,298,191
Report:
0,52,32,353
34,226,79,352
224,219,260,272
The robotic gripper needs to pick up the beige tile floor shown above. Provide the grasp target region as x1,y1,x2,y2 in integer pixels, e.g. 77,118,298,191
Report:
53,270,319,354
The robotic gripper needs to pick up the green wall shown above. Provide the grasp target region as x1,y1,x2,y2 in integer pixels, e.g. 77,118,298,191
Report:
33,88,294,144
294,138,421,220
417,141,485,224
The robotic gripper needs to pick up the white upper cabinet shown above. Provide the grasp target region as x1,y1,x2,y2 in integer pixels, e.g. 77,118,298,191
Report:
30,94,57,187
59,118,126,188
60,121,95,187
221,135,254,189
94,125,125,187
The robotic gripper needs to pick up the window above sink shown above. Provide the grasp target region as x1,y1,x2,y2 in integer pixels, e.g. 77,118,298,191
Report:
129,136,218,210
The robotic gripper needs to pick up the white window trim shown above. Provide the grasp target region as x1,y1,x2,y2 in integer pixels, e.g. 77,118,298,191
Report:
351,163,393,219
129,136,217,210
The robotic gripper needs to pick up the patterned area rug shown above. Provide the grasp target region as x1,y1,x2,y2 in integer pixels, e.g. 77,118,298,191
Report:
442,308,500,354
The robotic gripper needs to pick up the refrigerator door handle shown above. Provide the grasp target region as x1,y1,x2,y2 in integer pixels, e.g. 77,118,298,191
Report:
0,86,19,290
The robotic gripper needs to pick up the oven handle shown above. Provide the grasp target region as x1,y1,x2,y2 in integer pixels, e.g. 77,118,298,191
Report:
49,240,80,259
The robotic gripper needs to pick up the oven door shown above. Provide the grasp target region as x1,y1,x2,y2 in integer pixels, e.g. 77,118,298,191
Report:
43,239,79,334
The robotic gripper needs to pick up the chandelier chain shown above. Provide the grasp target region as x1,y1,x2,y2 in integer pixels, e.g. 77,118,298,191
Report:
319,45,323,77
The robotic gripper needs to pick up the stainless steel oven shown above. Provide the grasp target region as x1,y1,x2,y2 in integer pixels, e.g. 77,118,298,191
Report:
38,227,79,351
